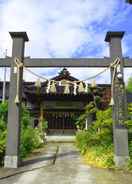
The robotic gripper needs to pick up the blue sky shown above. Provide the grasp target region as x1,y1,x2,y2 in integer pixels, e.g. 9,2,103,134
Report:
0,0,132,83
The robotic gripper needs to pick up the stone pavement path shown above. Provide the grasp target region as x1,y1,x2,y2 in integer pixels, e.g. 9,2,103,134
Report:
0,143,132,184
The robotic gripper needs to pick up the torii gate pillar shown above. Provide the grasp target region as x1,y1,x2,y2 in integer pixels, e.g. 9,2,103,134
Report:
4,32,29,168
105,32,129,167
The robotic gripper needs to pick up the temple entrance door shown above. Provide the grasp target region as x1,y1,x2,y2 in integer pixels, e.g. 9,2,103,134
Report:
47,113,76,135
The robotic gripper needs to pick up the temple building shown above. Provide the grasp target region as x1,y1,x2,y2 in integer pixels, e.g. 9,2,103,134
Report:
0,68,115,134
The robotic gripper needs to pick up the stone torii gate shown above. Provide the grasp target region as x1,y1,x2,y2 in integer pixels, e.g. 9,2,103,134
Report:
0,31,132,169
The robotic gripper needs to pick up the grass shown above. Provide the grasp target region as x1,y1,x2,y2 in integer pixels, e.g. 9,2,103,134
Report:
83,144,114,169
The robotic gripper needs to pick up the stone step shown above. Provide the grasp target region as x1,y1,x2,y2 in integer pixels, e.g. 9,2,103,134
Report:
46,135,75,143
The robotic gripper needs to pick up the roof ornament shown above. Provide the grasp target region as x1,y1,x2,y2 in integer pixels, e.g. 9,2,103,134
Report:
59,68,70,77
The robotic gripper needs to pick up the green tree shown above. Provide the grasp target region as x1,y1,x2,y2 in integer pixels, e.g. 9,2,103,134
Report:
127,77,132,93
94,108,113,131
75,102,96,130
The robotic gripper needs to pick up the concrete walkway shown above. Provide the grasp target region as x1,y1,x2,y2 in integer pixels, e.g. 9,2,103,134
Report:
0,143,132,184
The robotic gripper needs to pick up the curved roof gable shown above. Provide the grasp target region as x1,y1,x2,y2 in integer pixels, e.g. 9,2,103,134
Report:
51,68,78,81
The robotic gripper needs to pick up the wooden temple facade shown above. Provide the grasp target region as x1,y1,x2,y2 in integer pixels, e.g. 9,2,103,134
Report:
24,68,96,134
0,68,112,134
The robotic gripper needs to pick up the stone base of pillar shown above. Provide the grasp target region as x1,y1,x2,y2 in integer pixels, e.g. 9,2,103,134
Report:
114,155,129,168
113,127,129,168
4,155,20,168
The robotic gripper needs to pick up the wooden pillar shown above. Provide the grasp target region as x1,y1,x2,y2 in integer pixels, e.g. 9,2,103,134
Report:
105,32,129,167
39,103,44,129
4,32,29,168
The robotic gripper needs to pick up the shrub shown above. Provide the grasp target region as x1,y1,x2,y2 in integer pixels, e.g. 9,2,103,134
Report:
0,102,43,165
20,105,42,158
84,144,114,168
76,107,114,168
0,101,8,122
76,103,132,170
125,103,132,141
0,129,6,166
76,108,113,147
20,128,42,158
76,129,101,154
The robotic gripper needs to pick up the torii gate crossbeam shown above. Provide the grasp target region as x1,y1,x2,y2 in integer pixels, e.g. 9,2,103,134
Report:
0,57,132,67
1,31,131,169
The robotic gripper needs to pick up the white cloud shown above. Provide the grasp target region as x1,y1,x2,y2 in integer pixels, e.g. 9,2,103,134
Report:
0,0,118,57
0,0,131,83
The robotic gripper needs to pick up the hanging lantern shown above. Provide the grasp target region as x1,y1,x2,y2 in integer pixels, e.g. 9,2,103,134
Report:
64,83,70,94
91,79,96,88
46,80,51,93
78,82,85,93
73,82,77,95
50,80,56,93
117,72,123,80
109,97,114,106
14,95,19,104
